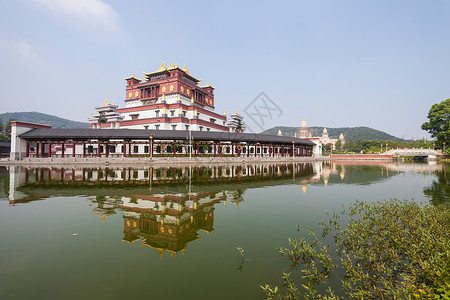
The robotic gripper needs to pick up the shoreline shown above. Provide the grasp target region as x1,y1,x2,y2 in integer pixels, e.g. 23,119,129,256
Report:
0,156,330,167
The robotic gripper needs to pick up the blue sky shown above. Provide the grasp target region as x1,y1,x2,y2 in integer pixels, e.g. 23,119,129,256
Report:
1,0,449,139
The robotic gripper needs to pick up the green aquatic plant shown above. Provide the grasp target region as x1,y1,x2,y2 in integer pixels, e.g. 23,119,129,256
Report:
262,199,450,299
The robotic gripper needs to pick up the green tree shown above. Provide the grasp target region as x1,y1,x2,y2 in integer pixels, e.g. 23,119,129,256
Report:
322,143,333,152
335,140,342,150
422,98,450,147
5,118,15,135
262,200,450,299
0,119,3,134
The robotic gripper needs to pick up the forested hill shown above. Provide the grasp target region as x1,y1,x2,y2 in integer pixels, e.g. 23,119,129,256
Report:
0,112,89,129
262,126,406,141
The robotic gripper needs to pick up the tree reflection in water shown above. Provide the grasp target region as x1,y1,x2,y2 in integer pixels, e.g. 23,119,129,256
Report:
424,164,450,206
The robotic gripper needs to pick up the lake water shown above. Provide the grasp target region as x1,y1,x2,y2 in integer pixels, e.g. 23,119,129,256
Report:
0,161,447,299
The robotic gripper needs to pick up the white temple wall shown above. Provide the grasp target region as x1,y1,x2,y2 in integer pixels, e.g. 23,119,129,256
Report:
10,124,36,160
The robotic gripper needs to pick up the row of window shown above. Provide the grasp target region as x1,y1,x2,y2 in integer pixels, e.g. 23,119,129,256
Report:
91,145,306,155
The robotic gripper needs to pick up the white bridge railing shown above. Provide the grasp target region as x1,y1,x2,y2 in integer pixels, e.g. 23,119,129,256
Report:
384,148,442,156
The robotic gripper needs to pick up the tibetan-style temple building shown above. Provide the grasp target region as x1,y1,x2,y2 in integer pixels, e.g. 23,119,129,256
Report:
90,62,228,132
8,63,322,160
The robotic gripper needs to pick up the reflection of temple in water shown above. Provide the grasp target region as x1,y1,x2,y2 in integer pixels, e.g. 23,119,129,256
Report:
320,161,442,186
5,163,317,258
3,161,444,257
120,189,223,258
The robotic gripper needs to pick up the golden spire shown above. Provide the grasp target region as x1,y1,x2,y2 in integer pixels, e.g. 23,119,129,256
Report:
223,110,226,116
111,102,115,106
236,110,239,114
103,99,108,105
301,119,307,128
339,133,344,140
323,127,328,134
157,61,167,72
191,96,194,103
301,184,308,194
183,64,189,74
194,109,198,117
163,106,166,114
179,107,183,114
171,60,175,67
278,129,282,136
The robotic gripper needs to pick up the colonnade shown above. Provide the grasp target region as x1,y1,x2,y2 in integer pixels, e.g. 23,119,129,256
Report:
25,139,313,158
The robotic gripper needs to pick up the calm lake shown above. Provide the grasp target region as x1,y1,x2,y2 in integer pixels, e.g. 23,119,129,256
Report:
0,162,448,299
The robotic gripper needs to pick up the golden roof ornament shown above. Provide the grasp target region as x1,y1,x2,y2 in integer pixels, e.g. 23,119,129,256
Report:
236,110,239,114
157,61,167,72
323,127,328,134
301,184,308,194
278,129,282,136
171,60,175,67
223,110,226,116
339,133,344,140
194,109,198,117
103,99,108,105
163,106,166,114
301,119,307,128
191,96,194,103
183,64,189,74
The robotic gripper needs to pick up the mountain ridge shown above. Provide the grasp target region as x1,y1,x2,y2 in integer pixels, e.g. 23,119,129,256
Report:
0,112,407,141
262,126,407,141
0,112,89,129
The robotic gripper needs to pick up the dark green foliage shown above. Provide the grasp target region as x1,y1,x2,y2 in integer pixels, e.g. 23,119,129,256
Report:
5,118,14,134
0,112,89,129
341,139,432,153
422,99,450,148
0,118,15,142
262,126,406,141
263,200,450,299
423,166,450,206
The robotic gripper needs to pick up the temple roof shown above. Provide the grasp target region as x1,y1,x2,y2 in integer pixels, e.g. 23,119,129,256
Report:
201,83,215,90
143,62,201,83
19,128,315,145
124,74,142,82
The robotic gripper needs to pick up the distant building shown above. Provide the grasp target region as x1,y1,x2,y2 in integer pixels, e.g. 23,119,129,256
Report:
320,127,345,150
295,119,313,139
227,111,246,133
295,119,345,150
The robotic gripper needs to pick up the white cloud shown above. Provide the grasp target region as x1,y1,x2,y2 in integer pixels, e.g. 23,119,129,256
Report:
29,0,121,32
0,37,44,64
